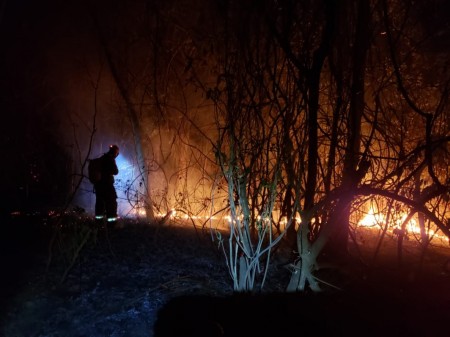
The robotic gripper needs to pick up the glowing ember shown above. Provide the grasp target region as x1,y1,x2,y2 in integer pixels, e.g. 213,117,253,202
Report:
357,207,449,245
358,208,385,227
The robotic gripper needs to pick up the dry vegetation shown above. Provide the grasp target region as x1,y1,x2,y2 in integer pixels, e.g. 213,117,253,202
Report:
1,212,450,336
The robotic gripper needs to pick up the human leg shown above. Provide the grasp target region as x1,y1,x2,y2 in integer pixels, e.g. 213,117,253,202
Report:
105,185,118,226
94,184,107,225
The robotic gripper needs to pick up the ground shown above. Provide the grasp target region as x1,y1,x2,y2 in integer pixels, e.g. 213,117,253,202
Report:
1,212,450,336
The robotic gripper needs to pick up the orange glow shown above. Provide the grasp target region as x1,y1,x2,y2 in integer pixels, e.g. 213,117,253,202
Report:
357,206,449,245
146,204,448,245
358,207,385,227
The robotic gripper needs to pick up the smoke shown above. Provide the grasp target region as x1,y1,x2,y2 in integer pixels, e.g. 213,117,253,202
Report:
73,145,144,219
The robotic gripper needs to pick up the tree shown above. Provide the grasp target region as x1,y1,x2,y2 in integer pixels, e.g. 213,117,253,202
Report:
201,0,450,291
60,0,450,293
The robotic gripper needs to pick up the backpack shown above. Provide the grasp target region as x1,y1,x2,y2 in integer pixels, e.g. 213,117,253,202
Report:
88,157,103,184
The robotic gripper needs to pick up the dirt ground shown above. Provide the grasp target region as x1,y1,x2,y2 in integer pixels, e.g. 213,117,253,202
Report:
1,213,450,337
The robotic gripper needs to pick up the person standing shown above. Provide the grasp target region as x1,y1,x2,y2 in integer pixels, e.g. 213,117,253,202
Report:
94,144,119,227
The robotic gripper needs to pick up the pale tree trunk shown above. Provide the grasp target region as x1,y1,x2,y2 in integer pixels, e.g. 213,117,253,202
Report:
289,0,371,290
413,169,429,246
288,0,336,291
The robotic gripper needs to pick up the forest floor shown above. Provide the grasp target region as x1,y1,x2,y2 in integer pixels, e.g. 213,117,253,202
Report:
1,212,450,337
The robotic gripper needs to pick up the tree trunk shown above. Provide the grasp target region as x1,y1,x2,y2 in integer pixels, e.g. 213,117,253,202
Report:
325,0,370,260
93,14,155,221
288,0,336,291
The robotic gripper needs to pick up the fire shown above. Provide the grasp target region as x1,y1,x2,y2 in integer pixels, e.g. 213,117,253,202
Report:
358,208,385,227
358,207,419,231
358,207,449,245
129,204,449,245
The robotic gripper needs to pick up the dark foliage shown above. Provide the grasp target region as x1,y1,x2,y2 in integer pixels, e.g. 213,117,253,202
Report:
154,290,449,337
1,213,450,336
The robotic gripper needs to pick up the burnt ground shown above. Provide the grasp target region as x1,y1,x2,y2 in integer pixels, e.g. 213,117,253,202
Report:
1,212,450,337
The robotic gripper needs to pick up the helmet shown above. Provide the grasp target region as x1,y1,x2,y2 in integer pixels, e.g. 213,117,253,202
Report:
108,144,119,157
